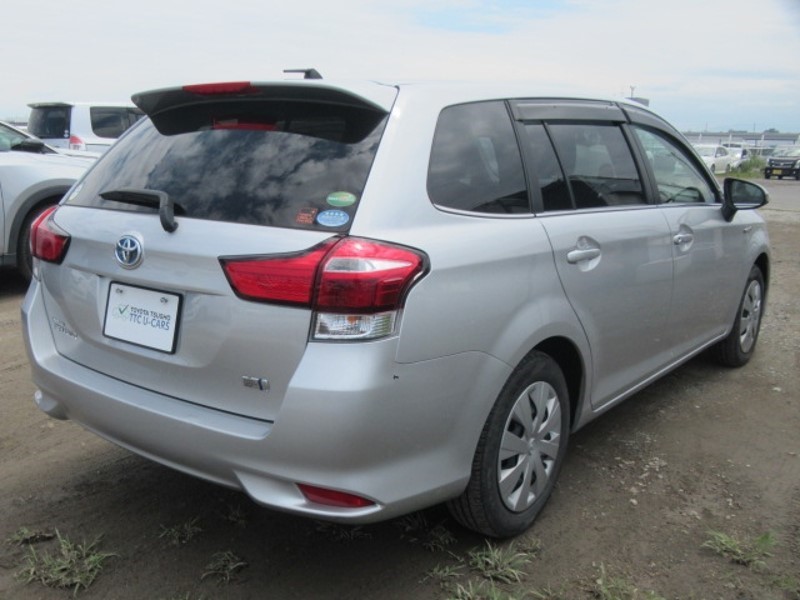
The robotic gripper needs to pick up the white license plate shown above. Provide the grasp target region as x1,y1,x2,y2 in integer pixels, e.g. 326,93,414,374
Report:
103,283,182,353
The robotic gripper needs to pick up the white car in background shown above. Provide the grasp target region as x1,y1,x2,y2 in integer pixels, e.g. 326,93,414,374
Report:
0,120,94,280
27,102,144,154
692,143,734,174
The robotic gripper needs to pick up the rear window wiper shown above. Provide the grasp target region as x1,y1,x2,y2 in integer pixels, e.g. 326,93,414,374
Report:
100,188,182,233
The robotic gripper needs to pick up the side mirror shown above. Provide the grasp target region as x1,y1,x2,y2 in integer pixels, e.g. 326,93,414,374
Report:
721,178,769,222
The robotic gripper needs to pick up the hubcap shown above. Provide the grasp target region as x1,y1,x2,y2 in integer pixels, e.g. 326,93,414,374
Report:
738,279,762,353
498,381,562,512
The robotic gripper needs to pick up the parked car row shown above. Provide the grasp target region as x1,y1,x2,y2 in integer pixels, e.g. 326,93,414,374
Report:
21,77,770,538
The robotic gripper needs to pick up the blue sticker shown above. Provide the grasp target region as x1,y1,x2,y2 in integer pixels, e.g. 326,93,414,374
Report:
316,209,350,227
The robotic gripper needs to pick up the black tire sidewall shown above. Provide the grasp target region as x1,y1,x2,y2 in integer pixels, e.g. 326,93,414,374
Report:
476,352,571,537
718,265,765,367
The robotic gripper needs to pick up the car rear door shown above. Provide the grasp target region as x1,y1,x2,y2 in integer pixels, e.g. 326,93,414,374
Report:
514,101,674,409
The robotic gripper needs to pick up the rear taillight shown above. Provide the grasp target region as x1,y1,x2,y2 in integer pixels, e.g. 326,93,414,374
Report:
68,135,85,150
30,206,70,264
221,237,427,340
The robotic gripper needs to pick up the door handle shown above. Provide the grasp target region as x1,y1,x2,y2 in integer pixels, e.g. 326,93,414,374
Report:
567,248,601,263
673,233,694,245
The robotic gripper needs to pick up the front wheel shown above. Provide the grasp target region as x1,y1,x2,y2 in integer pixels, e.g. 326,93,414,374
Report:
714,265,765,367
447,351,570,538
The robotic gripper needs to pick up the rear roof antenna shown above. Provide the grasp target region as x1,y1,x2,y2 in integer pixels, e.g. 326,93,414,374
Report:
283,68,323,80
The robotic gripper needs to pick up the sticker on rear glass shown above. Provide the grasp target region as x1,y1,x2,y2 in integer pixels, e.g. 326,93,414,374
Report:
295,207,318,225
316,210,350,227
326,191,357,207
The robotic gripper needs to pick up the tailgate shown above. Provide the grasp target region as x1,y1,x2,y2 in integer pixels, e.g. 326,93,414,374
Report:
40,206,331,422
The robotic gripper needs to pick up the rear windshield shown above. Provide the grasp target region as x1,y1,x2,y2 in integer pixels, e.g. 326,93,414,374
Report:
66,100,388,231
28,106,70,139
90,106,144,138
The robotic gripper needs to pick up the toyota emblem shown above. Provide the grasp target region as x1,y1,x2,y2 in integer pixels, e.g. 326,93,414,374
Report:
115,235,143,269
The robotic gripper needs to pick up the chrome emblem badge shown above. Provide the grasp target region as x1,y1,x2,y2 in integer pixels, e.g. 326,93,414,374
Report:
115,235,143,269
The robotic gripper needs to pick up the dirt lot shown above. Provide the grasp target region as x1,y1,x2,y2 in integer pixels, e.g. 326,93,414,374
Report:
1,181,798,600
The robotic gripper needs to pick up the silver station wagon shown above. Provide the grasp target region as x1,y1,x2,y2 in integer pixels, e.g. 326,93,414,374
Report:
22,77,770,537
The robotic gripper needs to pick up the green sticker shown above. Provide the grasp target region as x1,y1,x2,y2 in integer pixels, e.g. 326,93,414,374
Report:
326,191,357,207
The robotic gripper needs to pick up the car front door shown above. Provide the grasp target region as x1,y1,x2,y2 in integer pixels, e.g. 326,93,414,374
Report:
632,126,747,358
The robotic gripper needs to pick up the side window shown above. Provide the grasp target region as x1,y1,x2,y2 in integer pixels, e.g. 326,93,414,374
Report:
548,123,646,209
428,101,528,214
633,127,715,204
522,124,572,211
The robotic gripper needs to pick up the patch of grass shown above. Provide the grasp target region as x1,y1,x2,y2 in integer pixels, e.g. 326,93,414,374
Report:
394,512,457,551
588,564,666,600
425,562,465,588
529,584,570,599
16,531,115,596
220,503,248,527
701,530,775,569
7,527,55,545
771,574,800,599
467,540,531,584
314,521,372,541
446,578,517,600
732,156,766,179
200,550,247,585
159,518,203,546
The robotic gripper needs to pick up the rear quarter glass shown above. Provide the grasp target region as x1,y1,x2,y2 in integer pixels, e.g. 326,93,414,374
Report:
66,100,388,232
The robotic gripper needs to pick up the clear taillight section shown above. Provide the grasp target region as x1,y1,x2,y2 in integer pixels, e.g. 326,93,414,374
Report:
221,237,427,341
30,206,70,265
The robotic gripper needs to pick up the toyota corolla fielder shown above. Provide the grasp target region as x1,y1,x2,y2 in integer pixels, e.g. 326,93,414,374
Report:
22,77,770,537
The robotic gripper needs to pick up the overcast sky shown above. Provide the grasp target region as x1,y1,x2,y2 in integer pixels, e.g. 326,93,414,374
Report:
4,0,799,132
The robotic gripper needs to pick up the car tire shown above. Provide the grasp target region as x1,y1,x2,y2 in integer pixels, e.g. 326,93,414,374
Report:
16,204,53,283
764,173,770,180
710,164,716,174
447,351,570,538
714,265,765,367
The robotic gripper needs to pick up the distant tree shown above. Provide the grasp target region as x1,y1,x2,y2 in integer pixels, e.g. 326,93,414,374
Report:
764,128,779,133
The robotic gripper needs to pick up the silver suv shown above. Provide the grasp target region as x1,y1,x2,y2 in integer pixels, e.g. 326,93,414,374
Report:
22,79,770,537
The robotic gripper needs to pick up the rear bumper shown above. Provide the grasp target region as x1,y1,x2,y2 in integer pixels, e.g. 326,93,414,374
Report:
22,279,511,523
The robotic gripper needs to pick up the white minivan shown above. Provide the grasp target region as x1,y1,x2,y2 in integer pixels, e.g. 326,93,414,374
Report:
27,102,144,154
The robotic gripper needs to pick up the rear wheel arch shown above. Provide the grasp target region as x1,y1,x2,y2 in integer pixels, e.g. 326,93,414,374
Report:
754,253,770,294
534,337,584,428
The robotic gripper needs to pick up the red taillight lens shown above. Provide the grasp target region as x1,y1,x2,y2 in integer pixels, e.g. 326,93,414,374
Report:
30,206,70,263
297,483,375,508
183,81,259,96
221,237,426,311
221,237,426,340
68,135,84,150
317,238,426,312
221,239,339,306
